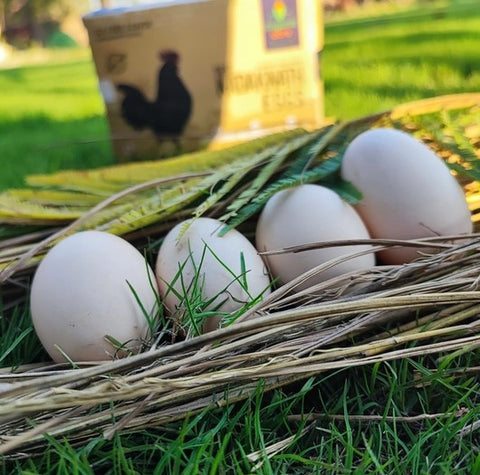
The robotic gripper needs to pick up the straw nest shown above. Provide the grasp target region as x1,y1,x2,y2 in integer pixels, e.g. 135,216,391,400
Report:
1,93,480,458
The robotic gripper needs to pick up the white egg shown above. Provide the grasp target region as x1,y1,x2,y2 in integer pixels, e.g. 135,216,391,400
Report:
30,231,158,363
0,383,12,393
341,128,473,264
155,217,271,332
256,184,375,290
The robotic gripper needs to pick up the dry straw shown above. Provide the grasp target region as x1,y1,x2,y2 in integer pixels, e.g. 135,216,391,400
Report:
1,93,480,457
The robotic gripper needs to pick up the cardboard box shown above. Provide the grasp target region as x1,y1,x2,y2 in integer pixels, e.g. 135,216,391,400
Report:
83,0,324,161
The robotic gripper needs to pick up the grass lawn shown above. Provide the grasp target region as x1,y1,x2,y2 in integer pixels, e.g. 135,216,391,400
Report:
0,51,113,191
323,0,480,117
2,1,480,473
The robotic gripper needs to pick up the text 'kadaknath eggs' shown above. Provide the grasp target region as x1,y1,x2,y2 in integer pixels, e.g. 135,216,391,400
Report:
340,128,473,264
155,217,271,333
30,231,158,363
255,184,375,291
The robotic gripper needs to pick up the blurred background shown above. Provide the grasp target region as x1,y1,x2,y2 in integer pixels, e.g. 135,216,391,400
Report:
0,0,435,58
0,0,478,189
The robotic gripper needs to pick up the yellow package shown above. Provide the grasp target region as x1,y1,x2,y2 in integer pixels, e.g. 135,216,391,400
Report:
83,0,324,161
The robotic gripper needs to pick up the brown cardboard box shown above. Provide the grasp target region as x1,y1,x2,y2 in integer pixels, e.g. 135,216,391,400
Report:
83,0,324,161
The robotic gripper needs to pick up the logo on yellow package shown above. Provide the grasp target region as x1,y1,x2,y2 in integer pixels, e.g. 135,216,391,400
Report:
262,0,299,49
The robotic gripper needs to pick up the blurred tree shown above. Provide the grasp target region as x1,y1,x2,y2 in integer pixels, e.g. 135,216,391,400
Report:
0,2,5,40
0,0,89,47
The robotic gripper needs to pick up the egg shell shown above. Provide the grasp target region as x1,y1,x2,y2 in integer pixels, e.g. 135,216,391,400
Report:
255,184,375,290
155,217,271,331
30,231,158,363
340,128,473,264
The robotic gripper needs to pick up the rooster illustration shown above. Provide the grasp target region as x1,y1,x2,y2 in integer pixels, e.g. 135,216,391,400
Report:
116,50,192,142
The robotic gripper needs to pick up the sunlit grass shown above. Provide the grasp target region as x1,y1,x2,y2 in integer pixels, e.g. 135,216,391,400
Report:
323,0,480,118
0,50,112,190
0,52,103,120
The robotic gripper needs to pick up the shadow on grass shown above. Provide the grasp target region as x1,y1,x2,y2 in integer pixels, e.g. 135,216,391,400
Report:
0,115,115,190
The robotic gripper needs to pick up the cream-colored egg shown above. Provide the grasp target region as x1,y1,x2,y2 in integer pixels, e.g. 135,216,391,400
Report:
155,217,271,332
341,128,473,264
30,231,158,363
256,184,375,290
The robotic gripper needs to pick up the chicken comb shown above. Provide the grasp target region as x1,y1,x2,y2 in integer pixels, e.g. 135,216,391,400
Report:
159,49,179,64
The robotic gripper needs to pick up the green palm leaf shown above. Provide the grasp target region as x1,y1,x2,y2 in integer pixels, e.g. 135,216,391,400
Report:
219,131,319,224
26,129,305,193
219,153,345,236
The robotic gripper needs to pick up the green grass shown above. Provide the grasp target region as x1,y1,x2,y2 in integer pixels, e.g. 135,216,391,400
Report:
3,355,480,473
2,0,480,472
0,53,113,190
323,0,480,118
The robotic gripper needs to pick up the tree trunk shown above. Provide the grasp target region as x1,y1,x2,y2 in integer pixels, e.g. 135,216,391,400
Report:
0,1,5,41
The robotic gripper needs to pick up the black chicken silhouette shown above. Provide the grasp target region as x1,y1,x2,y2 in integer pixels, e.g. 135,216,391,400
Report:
116,50,192,142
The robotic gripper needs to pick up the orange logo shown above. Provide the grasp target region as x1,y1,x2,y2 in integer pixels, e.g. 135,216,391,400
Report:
272,0,287,22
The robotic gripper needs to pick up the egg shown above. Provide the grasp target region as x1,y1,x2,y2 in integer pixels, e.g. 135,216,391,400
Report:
340,128,473,264
30,231,158,363
155,217,271,332
0,383,12,393
255,184,375,290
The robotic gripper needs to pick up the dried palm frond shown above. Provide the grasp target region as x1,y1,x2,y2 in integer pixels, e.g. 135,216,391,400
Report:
1,93,480,457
